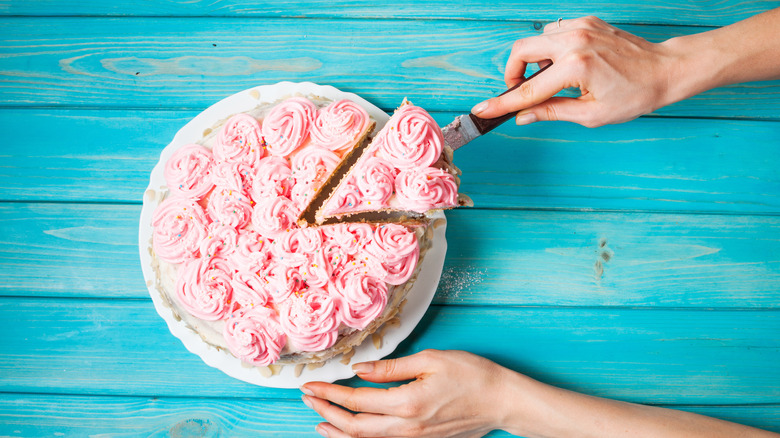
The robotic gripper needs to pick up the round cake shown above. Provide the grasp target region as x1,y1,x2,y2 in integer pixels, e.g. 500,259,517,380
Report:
147,91,448,373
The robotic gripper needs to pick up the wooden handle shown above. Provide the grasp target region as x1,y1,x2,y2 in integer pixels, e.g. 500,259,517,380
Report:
467,62,552,135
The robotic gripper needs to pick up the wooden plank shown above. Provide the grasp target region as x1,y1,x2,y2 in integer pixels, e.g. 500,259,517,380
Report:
0,0,775,27
0,297,777,403
0,394,777,436
3,203,780,307
1,18,779,118
3,109,779,214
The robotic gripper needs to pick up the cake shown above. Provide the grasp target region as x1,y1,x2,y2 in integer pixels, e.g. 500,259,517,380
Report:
303,101,471,226
150,94,447,371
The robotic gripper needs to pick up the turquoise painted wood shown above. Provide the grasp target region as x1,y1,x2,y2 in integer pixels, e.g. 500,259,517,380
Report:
0,0,775,27
1,18,779,118
2,110,779,214
1,298,778,405
0,394,777,436
1,0,779,436
3,203,780,308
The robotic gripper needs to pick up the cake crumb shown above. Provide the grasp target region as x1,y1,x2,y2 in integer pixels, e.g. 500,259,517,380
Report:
372,332,383,349
144,189,156,203
294,363,306,377
249,89,260,99
307,361,325,371
258,366,272,378
202,128,212,137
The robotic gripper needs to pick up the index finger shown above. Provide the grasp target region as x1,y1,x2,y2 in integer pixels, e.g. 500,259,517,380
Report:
478,62,570,119
302,381,407,416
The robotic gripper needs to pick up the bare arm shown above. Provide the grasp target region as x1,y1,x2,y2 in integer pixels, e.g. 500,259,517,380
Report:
472,8,780,127
301,350,778,438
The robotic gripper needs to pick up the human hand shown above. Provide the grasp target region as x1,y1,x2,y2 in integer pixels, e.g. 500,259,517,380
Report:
300,349,515,438
472,16,677,127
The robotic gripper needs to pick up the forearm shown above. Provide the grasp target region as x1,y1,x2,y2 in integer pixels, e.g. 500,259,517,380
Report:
497,371,778,438
659,7,780,107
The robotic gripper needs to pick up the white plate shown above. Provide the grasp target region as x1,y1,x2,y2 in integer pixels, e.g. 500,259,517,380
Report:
138,82,447,388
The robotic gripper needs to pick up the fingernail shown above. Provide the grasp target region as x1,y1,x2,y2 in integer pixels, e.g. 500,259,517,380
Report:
516,112,538,125
316,423,330,438
302,394,313,409
299,385,314,396
471,100,488,115
352,362,374,374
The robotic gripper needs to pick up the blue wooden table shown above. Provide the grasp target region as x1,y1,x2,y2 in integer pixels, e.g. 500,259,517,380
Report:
1,1,779,436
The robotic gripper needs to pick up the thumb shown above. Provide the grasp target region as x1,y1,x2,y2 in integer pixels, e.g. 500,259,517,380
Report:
352,349,437,383
516,97,600,127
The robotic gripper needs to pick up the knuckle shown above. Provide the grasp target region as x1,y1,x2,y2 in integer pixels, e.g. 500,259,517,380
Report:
400,399,423,418
517,81,534,100
342,388,361,412
511,38,525,52
383,358,399,376
544,105,560,122
400,422,426,437
568,28,595,46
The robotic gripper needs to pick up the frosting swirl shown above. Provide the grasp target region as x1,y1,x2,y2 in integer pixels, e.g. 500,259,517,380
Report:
280,288,340,352
365,224,418,263
199,221,239,259
321,175,360,215
251,195,298,239
261,97,316,157
152,197,208,264
175,256,233,321
322,223,373,255
310,99,371,152
230,230,271,270
262,262,305,303
211,160,253,194
356,156,396,204
230,270,272,311
377,104,443,169
164,144,214,200
223,306,286,366
394,167,459,212
332,266,388,329
291,145,340,182
214,113,265,166
250,156,292,201
206,186,253,229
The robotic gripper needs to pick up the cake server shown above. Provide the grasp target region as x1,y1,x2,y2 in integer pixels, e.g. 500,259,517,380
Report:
441,63,551,151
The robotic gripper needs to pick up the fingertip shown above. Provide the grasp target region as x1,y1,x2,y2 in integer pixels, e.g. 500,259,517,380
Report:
515,111,538,125
470,100,489,116
315,422,334,437
352,361,375,375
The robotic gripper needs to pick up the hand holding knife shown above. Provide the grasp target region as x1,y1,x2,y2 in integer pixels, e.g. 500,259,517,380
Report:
442,63,552,151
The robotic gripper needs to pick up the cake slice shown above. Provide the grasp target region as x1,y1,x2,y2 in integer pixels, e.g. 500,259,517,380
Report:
301,101,471,226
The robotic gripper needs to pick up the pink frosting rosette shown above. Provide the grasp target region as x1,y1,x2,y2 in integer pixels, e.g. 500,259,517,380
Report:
291,145,340,182
175,256,234,321
230,230,271,270
280,288,340,352
310,99,371,153
251,195,298,239
322,240,350,275
199,222,239,259
152,197,208,264
321,175,360,215
250,156,292,201
206,186,253,229
356,156,396,205
331,265,388,329
270,228,322,268
164,144,215,200
364,223,420,284
262,262,305,303
214,113,265,166
377,104,443,170
230,270,272,311
261,97,316,157
322,223,373,255
299,248,332,288
211,160,253,194
223,306,286,366
394,167,459,212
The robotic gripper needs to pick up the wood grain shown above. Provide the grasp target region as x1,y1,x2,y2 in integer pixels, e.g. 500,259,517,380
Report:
3,203,779,307
0,393,777,436
0,0,776,26
0,297,777,404
2,109,779,214
1,18,779,118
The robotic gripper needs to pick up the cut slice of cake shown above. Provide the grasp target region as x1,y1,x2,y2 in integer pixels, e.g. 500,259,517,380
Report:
301,101,471,226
